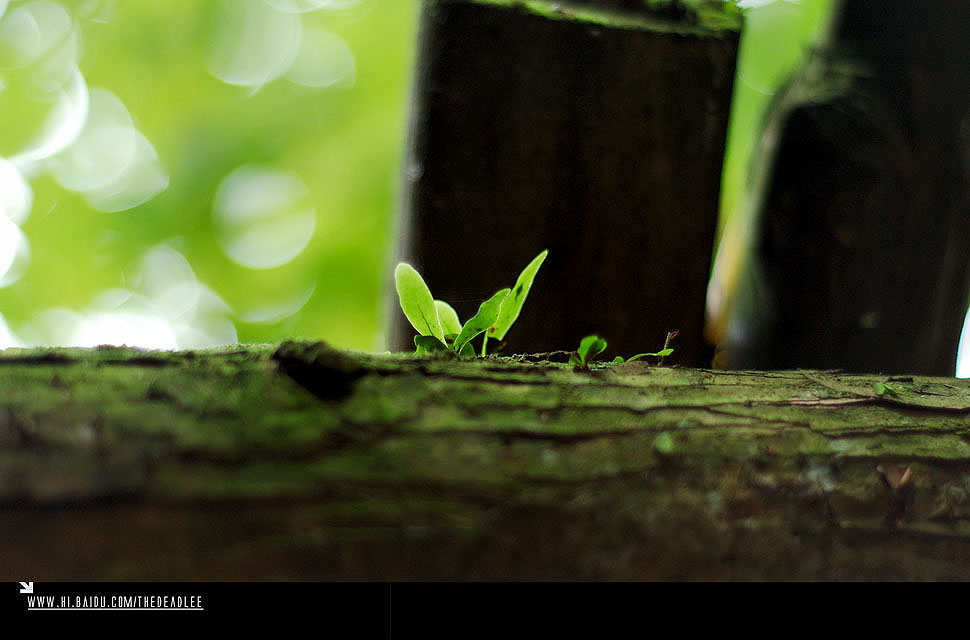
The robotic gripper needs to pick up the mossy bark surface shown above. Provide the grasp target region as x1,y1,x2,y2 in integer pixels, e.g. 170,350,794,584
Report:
4,341,970,579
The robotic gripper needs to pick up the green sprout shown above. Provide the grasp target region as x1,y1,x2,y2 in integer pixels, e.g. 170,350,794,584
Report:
612,330,679,365
874,382,899,397
611,349,674,364
395,250,548,358
569,335,608,369
569,331,679,369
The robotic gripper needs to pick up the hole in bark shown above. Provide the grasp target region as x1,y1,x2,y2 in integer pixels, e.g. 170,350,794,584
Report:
272,340,364,402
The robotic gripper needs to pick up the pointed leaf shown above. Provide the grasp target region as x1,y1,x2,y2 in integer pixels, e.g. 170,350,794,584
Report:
459,342,477,359
488,249,548,341
395,263,443,340
435,300,462,336
414,335,450,354
454,288,510,352
625,348,674,362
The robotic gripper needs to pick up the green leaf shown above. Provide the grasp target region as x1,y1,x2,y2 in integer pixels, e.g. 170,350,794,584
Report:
612,356,625,364
488,249,548,341
625,348,674,362
414,335,450,354
454,288,510,352
458,342,477,359
435,300,462,336
569,353,582,367
875,382,899,397
577,335,607,364
395,263,443,340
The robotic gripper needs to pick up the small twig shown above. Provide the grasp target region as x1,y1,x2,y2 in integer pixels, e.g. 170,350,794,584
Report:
658,330,679,366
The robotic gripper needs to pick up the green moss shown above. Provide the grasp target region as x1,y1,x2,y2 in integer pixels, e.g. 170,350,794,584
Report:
10,342,970,579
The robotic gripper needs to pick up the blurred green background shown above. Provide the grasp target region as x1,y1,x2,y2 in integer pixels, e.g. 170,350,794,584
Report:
0,0,831,352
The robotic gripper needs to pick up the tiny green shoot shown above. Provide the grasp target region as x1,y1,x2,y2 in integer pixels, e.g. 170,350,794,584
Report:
395,250,548,358
874,382,899,397
612,330,679,365
569,334,608,369
612,349,674,364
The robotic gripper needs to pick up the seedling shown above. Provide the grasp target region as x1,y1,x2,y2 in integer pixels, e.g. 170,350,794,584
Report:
611,349,674,364
395,250,548,358
568,331,678,369
569,335,608,369
612,330,679,365
874,382,899,397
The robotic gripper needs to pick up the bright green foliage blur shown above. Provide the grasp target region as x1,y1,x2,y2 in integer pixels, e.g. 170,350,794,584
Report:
0,0,830,352
0,0,420,350
719,0,833,234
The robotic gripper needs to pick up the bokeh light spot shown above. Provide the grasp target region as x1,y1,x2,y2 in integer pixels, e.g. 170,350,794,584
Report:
0,4,44,69
0,312,20,348
0,156,32,223
82,131,169,212
323,0,371,11
213,165,316,269
285,27,355,89
206,0,301,89
240,281,315,324
0,213,30,288
22,244,238,349
46,87,136,192
262,0,331,13
9,66,88,168
0,1,73,73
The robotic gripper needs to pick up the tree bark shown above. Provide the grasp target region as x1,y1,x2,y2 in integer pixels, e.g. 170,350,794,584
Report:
718,0,970,375
4,341,970,580
389,0,740,366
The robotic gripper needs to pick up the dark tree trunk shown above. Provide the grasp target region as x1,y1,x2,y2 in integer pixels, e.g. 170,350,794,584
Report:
720,0,970,375
5,342,970,580
389,0,739,366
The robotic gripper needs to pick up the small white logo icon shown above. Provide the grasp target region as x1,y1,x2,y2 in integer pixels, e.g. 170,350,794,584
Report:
19,582,33,594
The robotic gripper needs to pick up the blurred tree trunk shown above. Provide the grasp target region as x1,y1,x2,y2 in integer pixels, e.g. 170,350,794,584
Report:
389,0,740,366
719,0,970,375
5,342,970,580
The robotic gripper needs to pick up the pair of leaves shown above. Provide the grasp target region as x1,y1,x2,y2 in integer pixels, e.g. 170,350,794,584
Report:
395,250,548,357
397,262,497,355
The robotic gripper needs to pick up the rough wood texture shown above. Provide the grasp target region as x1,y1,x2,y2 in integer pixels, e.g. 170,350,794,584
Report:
718,0,970,375
4,341,970,580
389,0,740,366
